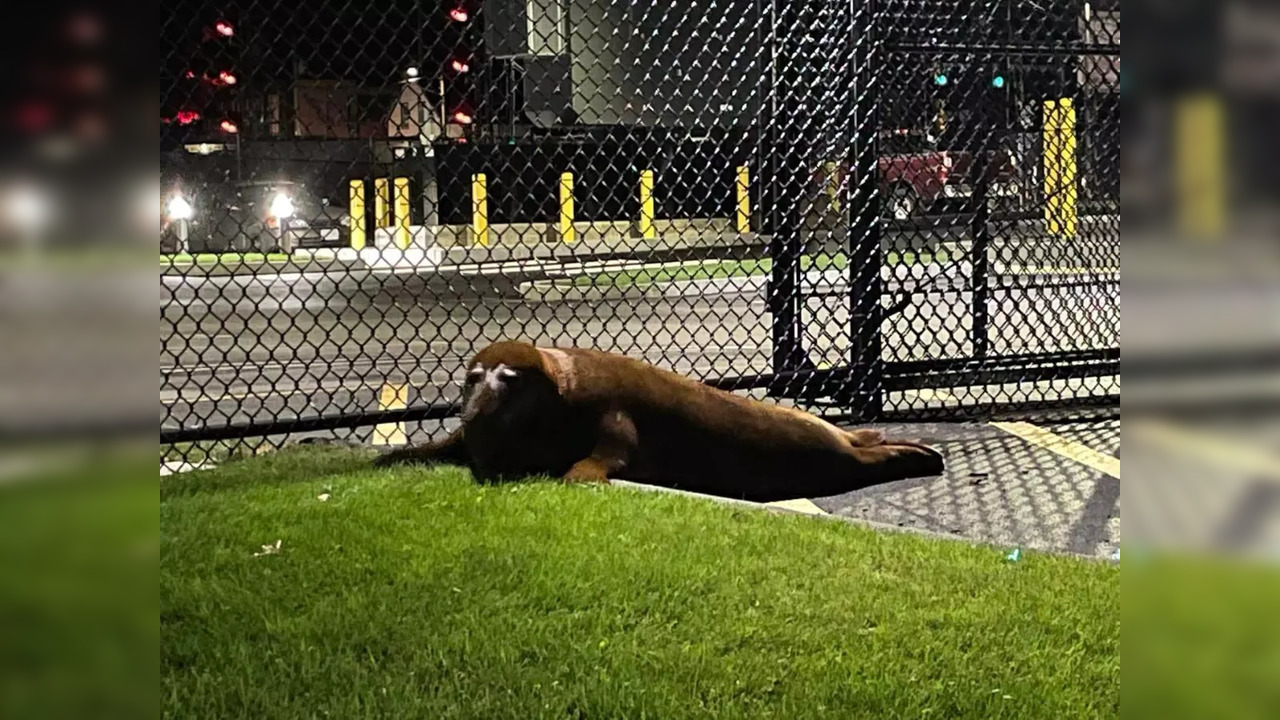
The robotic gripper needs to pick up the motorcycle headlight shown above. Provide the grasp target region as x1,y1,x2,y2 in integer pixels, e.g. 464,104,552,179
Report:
269,193,295,219
166,195,193,221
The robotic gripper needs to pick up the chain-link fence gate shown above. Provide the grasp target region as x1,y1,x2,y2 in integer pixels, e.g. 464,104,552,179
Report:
161,0,1119,462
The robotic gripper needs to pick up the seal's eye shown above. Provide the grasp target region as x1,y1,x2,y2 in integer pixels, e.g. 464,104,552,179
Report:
496,366,519,382
464,368,484,385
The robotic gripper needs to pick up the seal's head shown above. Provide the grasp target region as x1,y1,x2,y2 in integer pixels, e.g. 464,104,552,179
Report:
460,341,561,423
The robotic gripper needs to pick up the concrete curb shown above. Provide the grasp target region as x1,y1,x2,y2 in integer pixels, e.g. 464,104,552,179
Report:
608,480,966,544
515,265,959,302
609,479,1112,563
515,263,1117,302
160,259,369,278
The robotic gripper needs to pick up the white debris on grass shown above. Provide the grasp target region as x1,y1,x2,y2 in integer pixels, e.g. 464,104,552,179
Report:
253,540,282,557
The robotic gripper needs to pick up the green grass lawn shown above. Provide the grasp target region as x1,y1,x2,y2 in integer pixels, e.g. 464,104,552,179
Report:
162,446,1117,719
574,250,950,288
162,252,292,266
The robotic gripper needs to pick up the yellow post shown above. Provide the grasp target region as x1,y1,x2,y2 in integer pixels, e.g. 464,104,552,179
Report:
393,176,412,249
1042,98,1078,237
1176,92,1225,238
374,178,391,228
471,173,489,246
736,166,752,233
348,179,366,250
638,169,656,239
372,383,407,446
558,172,576,243
823,160,839,213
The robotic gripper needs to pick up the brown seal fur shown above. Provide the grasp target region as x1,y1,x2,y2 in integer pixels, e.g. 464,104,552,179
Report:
373,341,944,502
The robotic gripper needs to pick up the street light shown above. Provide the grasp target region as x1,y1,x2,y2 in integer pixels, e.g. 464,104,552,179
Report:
269,192,295,220
166,195,193,221
8,185,49,231
5,184,51,257
165,194,194,253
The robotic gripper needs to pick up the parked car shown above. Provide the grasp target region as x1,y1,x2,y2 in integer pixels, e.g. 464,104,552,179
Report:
816,129,1022,221
161,178,350,254
880,129,1021,219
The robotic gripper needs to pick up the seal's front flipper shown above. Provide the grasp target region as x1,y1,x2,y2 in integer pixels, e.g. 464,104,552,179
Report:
372,429,469,468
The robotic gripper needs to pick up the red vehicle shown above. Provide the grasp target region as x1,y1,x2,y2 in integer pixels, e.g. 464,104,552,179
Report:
819,129,1022,220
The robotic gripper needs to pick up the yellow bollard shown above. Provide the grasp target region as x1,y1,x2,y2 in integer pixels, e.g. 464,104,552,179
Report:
372,383,408,446
393,176,412,250
1176,92,1225,239
638,169,656,239
736,166,752,233
823,161,839,213
471,173,489,246
1042,98,1078,237
348,179,366,250
558,172,576,244
374,178,391,228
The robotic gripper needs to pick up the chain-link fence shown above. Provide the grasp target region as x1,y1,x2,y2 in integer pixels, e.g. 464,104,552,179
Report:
160,0,1119,462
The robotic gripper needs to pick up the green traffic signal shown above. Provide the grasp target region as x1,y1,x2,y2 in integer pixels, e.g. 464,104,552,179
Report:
991,75,1006,89
933,74,948,87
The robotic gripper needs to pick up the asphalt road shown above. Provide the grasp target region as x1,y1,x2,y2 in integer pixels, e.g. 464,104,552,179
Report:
161,259,1119,437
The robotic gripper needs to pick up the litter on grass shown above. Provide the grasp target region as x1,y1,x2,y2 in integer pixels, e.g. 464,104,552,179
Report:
253,540,282,557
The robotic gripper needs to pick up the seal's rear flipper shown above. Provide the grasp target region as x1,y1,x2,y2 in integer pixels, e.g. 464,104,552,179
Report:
851,440,945,481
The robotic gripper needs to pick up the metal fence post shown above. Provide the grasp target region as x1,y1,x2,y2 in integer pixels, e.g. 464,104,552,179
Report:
845,0,884,420
764,0,807,382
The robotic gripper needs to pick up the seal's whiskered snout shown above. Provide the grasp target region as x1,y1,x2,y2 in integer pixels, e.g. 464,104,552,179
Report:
461,362,529,421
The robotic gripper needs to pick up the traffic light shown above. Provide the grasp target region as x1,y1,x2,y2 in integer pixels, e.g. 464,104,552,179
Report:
202,19,241,138
991,74,1006,89
442,2,483,129
933,72,949,87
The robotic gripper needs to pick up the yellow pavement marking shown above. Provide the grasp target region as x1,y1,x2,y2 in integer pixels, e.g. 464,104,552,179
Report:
991,421,1120,479
1128,421,1280,481
373,383,408,446
766,498,827,515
